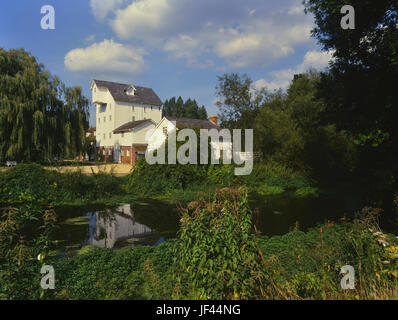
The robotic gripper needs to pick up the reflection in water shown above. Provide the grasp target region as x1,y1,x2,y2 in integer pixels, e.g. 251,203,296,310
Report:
88,204,153,248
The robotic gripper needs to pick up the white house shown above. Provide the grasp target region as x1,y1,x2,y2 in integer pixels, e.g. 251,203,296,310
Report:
91,79,163,164
146,116,256,165
146,115,235,162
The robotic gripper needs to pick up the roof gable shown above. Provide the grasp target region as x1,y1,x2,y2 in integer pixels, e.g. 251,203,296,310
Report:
93,80,163,106
164,116,220,130
113,119,154,134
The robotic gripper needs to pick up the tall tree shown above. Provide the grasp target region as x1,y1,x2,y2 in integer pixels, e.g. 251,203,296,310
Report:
0,48,89,162
304,0,398,190
162,96,208,119
215,73,266,129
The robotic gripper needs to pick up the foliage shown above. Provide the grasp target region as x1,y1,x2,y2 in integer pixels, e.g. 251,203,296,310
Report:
0,203,57,299
215,73,266,129
255,184,285,196
173,188,266,299
303,0,398,194
128,158,315,200
51,243,175,300
163,96,208,119
1,188,396,300
0,164,124,205
0,48,89,162
295,187,320,198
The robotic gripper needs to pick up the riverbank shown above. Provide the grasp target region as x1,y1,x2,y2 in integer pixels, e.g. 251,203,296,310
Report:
2,188,397,300
1,164,397,300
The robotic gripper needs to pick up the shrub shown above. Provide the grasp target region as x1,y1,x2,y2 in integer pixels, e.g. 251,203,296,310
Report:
0,164,124,205
173,187,266,299
0,204,57,299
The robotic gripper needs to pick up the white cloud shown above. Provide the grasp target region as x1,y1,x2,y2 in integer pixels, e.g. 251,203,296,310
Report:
90,0,124,20
164,34,214,68
214,19,312,68
85,34,96,43
64,39,147,77
254,50,334,91
106,0,315,68
111,0,173,41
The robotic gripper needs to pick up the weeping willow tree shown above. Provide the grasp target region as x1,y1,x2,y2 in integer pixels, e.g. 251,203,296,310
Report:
0,48,89,162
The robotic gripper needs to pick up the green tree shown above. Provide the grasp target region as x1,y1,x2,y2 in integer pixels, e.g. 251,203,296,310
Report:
163,96,208,119
254,92,305,169
215,73,266,129
0,48,89,162
304,0,398,192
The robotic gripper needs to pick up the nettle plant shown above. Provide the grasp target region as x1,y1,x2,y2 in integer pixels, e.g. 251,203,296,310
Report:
173,187,266,300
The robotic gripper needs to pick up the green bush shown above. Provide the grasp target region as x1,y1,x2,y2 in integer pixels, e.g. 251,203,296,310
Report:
0,164,124,205
0,204,57,299
174,188,266,299
128,159,315,199
50,242,176,300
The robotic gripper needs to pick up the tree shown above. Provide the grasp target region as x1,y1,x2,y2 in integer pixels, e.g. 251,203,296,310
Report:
163,96,208,119
215,73,266,129
0,48,89,162
304,0,398,191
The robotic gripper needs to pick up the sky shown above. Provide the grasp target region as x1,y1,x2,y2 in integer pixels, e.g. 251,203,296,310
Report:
0,0,333,126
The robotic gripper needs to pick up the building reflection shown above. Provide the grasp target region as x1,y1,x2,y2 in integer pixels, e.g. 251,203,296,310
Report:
88,204,153,248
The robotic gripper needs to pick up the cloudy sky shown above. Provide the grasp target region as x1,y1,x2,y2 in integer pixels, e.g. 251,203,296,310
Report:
0,0,333,125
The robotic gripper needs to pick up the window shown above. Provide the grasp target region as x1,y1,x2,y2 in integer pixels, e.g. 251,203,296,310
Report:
127,150,130,157
104,117,106,123
132,116,135,122
103,134,105,139
102,150,105,155
125,86,136,96
121,150,124,157
163,127,168,135
98,118,100,124
109,115,112,121
109,132,112,139
108,149,112,156
121,133,124,138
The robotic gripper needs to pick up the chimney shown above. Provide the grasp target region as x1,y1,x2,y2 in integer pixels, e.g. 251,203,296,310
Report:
208,115,218,126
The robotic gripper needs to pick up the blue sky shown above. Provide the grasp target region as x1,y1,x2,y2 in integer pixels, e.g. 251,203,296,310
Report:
0,0,333,126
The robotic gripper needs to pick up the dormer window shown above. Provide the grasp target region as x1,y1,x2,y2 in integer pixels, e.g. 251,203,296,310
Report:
125,86,136,96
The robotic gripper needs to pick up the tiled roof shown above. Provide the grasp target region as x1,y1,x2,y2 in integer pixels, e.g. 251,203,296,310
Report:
93,80,163,106
113,119,153,134
165,116,220,130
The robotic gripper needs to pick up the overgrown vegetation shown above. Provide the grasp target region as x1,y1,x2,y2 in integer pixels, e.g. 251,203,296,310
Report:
2,188,396,300
0,164,125,206
128,159,317,200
